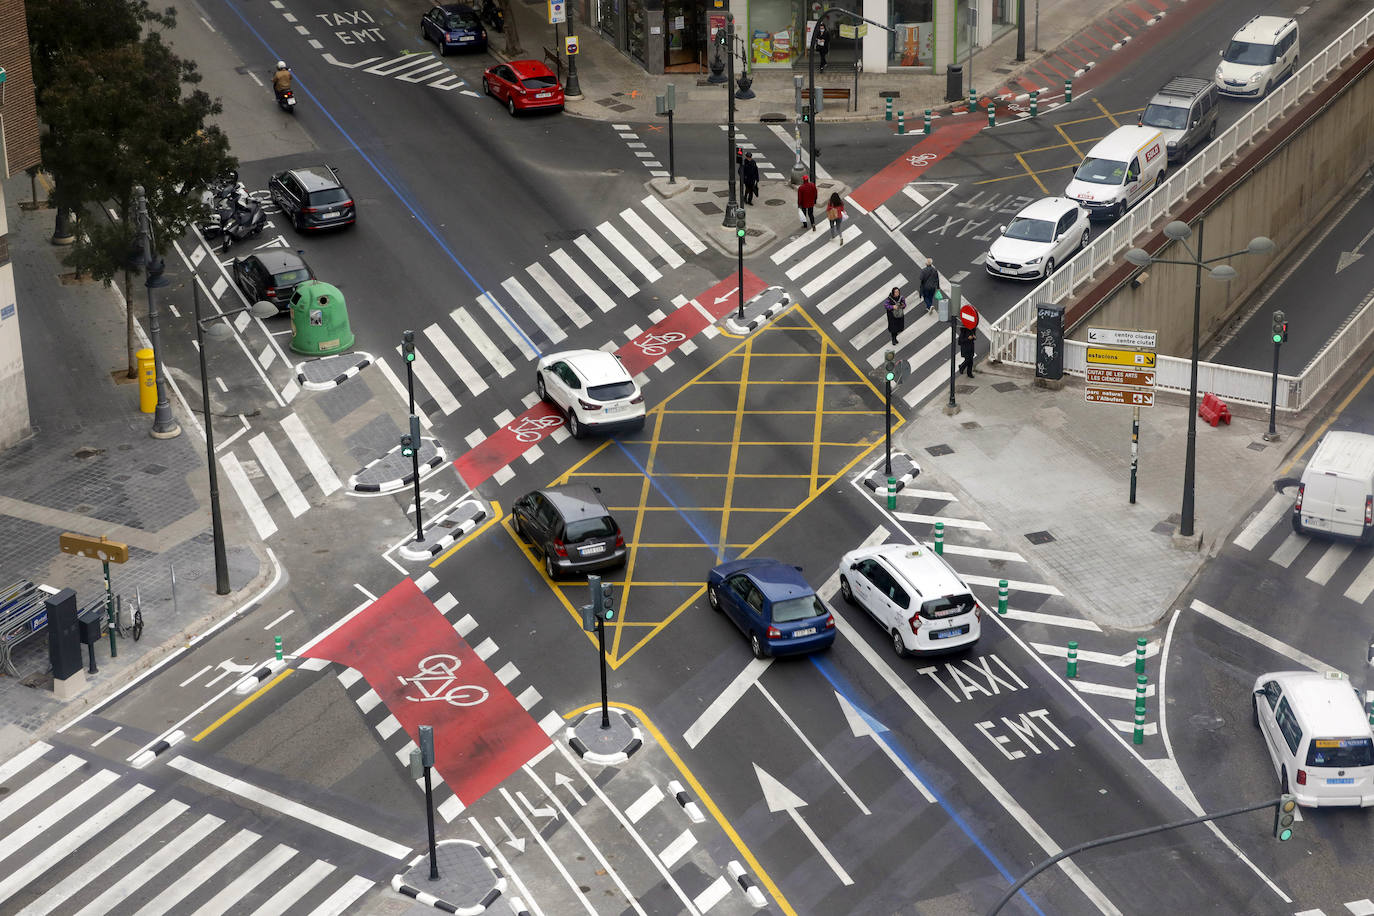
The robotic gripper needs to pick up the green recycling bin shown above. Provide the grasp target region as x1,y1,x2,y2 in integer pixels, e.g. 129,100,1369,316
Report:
289,280,354,355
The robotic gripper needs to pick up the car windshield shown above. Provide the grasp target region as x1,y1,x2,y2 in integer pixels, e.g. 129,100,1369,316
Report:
921,593,976,620
309,188,350,205
565,516,615,541
273,268,310,285
523,74,559,89
1142,103,1188,130
772,595,825,624
587,380,636,401
1004,216,1055,243
1074,156,1128,185
1224,40,1277,66
1306,737,1374,768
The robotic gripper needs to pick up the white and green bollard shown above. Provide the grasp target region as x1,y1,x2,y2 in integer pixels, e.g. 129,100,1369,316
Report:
1064,77,1073,103
1067,641,1078,678
1135,637,1148,674
275,635,283,661
887,476,897,510
1135,674,1149,713
1133,705,1147,745
923,109,932,135
1030,90,1039,117
897,111,906,135
997,579,1009,615
933,521,944,555
885,97,893,121
968,88,977,111
987,105,996,129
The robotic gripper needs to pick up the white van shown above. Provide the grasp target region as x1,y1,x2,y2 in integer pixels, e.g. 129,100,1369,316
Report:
838,542,982,656
1216,15,1299,99
1253,670,1374,808
1064,126,1166,221
1292,430,1374,544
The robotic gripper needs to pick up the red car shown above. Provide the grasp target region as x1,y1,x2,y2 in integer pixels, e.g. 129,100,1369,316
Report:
482,60,565,116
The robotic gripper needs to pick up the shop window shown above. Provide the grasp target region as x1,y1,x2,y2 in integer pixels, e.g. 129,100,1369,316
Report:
890,0,933,67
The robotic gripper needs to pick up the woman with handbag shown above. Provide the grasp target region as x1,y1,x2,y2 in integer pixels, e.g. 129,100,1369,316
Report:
882,287,907,346
826,192,845,244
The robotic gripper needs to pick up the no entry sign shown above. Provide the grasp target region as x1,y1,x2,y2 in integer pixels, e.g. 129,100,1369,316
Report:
960,304,979,329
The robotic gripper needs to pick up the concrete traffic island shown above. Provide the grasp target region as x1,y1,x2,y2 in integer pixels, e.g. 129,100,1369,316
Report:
567,707,643,765
391,839,509,914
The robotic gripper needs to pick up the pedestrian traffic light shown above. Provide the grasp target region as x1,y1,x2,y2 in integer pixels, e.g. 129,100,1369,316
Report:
402,329,416,363
883,350,897,383
801,104,813,123
1271,310,1287,344
400,433,414,457
735,207,747,239
1274,793,1297,841
735,146,744,165
599,580,615,621
581,575,600,631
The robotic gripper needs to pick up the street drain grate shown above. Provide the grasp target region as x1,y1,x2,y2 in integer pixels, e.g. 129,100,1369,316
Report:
695,202,723,215
925,443,954,456
610,103,635,112
1152,521,1175,535
1248,441,1268,451
993,382,1019,393
1024,530,1055,545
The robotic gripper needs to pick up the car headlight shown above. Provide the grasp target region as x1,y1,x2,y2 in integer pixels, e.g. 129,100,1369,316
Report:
1024,256,1042,265
1249,72,1263,83
1215,67,1224,80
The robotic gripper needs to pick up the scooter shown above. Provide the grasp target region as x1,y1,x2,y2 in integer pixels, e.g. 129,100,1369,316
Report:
197,175,246,239
480,0,503,33
275,87,297,113
217,197,267,252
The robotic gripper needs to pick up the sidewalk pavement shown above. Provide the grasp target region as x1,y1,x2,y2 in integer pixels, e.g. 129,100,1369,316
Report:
0,174,267,760
500,0,1111,123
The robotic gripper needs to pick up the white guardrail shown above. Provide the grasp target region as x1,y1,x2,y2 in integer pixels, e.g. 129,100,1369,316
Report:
990,9,1374,412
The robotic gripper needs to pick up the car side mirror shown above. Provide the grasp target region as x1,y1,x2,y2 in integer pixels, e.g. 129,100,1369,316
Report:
849,563,859,571
1253,689,1265,698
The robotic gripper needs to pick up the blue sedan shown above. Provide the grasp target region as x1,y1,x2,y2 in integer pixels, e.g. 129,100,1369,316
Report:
707,558,836,658
420,4,487,55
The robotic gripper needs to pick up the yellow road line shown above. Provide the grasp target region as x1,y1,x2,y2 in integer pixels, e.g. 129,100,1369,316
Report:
562,701,796,916
717,330,755,562
193,669,293,742
1093,97,1121,129
432,500,503,566
1012,152,1050,194
1283,361,1374,474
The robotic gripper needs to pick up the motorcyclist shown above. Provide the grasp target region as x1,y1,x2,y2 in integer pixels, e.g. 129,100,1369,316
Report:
272,61,292,100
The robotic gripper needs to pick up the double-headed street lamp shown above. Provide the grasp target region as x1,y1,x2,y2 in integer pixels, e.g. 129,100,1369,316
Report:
807,9,891,181
192,283,276,594
1125,220,1274,541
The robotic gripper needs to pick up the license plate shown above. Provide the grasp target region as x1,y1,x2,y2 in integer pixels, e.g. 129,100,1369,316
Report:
603,404,627,414
578,544,605,556
935,625,969,640
320,211,340,220
792,627,817,637
1327,777,1356,784
536,92,553,99
459,35,472,41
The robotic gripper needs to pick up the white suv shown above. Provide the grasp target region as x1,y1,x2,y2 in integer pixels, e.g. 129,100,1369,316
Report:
535,349,646,438
1215,15,1298,99
838,543,982,656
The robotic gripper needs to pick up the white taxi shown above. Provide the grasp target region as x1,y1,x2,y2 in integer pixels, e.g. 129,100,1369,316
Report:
838,542,982,656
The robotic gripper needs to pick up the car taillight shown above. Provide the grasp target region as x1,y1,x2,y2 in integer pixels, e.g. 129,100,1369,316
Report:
1365,495,1372,525
1296,769,1307,785
767,625,781,639
909,614,921,636
614,532,624,548
553,539,567,557
265,286,276,297
630,394,644,404
302,206,318,213
1294,483,1304,512
824,614,834,629
342,199,354,209
577,398,599,410
446,31,456,40
975,604,982,621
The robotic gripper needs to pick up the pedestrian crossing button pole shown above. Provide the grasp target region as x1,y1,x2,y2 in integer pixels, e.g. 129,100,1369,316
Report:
655,84,677,184
410,726,440,880
402,414,424,545
941,285,960,415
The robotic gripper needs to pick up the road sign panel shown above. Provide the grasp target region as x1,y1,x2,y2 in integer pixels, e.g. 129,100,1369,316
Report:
565,35,579,54
1086,346,1156,368
1086,327,1157,349
1084,366,1155,388
960,304,979,329
1085,386,1154,406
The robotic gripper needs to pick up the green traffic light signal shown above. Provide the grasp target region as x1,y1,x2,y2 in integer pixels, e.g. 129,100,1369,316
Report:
1274,793,1297,841
600,582,615,620
400,433,414,457
402,329,416,362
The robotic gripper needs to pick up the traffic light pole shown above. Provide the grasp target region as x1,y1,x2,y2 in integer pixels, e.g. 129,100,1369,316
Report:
723,16,739,229
402,329,416,415
884,375,892,476
1265,310,1285,442
596,613,610,729
737,224,745,321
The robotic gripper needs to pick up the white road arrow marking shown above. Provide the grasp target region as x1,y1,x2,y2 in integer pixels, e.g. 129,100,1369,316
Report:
713,287,739,304
835,692,935,803
554,772,586,806
517,790,557,822
1337,224,1374,273
322,53,385,69
753,763,853,886
492,815,526,853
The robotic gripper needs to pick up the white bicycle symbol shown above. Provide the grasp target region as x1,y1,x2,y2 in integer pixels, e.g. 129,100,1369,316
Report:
635,331,686,356
906,152,938,167
398,654,490,707
509,414,564,442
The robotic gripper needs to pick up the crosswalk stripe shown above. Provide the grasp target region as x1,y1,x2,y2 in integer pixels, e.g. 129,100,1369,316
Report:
621,208,685,269
965,574,1062,596
219,454,277,539
770,220,831,264
279,413,342,497
0,753,82,824
451,307,515,378
1345,555,1374,603
251,859,337,916
424,323,489,397
1003,609,1103,631
1234,492,1290,550
784,233,851,281
407,349,462,415
597,222,661,284
0,741,51,786
641,195,706,254
304,874,376,916
870,320,945,369
551,249,617,314
576,234,637,297
26,798,187,916
73,812,222,916
940,543,1026,562
1307,542,1353,586
903,362,955,407
1269,532,1306,568
801,241,877,297
0,784,153,909
527,263,592,329
193,843,297,916
893,511,990,531
374,357,434,429
1072,681,1155,700
132,829,259,916
250,433,311,518
816,258,891,317
502,276,567,345
477,291,539,361
0,769,118,869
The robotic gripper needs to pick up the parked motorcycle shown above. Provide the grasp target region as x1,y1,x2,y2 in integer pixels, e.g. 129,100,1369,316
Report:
197,174,245,240
275,87,297,113
217,197,267,252
480,0,504,33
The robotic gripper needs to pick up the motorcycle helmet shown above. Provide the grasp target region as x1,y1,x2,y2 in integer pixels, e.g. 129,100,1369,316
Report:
276,61,287,70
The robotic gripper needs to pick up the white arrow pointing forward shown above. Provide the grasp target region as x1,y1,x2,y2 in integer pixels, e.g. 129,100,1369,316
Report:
554,772,585,806
492,815,525,853
835,692,935,803
1337,224,1374,274
753,763,853,886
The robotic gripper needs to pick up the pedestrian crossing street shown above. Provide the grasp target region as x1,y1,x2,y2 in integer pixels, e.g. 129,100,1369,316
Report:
1233,491,1374,603
0,742,379,916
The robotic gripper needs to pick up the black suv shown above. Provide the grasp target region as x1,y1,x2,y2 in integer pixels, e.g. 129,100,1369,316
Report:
269,165,355,232
513,484,626,579
232,248,314,312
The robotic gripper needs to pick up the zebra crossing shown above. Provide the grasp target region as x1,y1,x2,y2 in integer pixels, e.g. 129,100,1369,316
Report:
218,410,344,542
720,125,788,181
1233,491,1374,603
0,742,378,915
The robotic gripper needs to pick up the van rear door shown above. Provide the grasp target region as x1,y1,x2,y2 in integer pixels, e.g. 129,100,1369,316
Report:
1330,476,1370,538
1301,474,1339,533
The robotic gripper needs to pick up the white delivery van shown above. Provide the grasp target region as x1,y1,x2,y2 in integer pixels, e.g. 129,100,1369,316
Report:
1253,670,1374,808
1292,430,1374,544
1064,126,1166,221
1216,15,1299,99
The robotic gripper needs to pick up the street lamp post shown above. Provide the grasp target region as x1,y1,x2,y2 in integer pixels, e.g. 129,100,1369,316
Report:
134,185,180,440
564,0,582,98
192,284,276,594
1125,221,1274,542
723,16,739,229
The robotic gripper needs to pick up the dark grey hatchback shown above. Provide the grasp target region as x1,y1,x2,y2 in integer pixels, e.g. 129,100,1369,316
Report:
513,484,626,579
268,165,355,232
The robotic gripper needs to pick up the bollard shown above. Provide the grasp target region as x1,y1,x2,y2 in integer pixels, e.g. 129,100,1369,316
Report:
933,521,944,555
987,105,995,129
1135,636,1147,674
968,88,977,111
887,476,897,510
885,97,893,121
1067,641,1078,678
1135,674,1148,713
1030,90,1039,118
1064,77,1073,103
997,579,1008,615
275,635,283,661
897,111,905,135
923,109,932,135
1133,705,1146,745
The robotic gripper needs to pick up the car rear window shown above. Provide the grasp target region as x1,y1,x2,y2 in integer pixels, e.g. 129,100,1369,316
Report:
309,188,350,205
588,381,636,401
273,268,310,285
444,12,477,28
772,596,825,624
921,593,975,620
565,516,616,541
1307,737,1374,768
524,75,559,89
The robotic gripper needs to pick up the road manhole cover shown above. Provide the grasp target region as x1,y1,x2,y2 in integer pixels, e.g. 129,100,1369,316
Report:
925,443,954,456
1024,530,1055,545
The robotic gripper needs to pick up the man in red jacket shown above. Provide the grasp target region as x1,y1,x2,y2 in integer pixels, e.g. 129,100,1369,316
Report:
797,176,818,231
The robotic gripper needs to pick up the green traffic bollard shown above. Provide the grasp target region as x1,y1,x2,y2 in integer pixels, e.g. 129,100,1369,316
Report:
897,111,905,135
933,521,944,555
275,635,283,661
997,579,1008,615
1067,641,1078,678
987,105,995,129
923,109,932,135
968,88,977,110
1133,706,1146,745
1030,90,1039,118
1135,636,1148,674
885,97,893,121
887,476,897,510
1136,673,1149,712
1064,77,1073,103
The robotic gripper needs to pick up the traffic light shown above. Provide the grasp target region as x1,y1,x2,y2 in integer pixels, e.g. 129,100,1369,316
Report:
735,146,744,165
1271,310,1288,344
801,104,813,124
402,329,416,363
883,350,897,383
400,433,415,458
599,580,615,621
735,207,747,239
1274,793,1297,841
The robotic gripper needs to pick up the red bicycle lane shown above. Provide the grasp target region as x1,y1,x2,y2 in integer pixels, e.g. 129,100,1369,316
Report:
453,268,770,489
300,578,551,808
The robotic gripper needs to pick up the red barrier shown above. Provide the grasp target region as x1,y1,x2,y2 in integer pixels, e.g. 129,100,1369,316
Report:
1198,392,1232,427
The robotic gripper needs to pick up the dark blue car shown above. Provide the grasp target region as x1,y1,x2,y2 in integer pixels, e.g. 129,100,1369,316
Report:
707,558,835,659
420,4,487,55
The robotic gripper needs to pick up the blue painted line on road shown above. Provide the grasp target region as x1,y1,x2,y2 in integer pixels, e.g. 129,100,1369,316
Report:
808,654,1049,916
211,0,541,358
